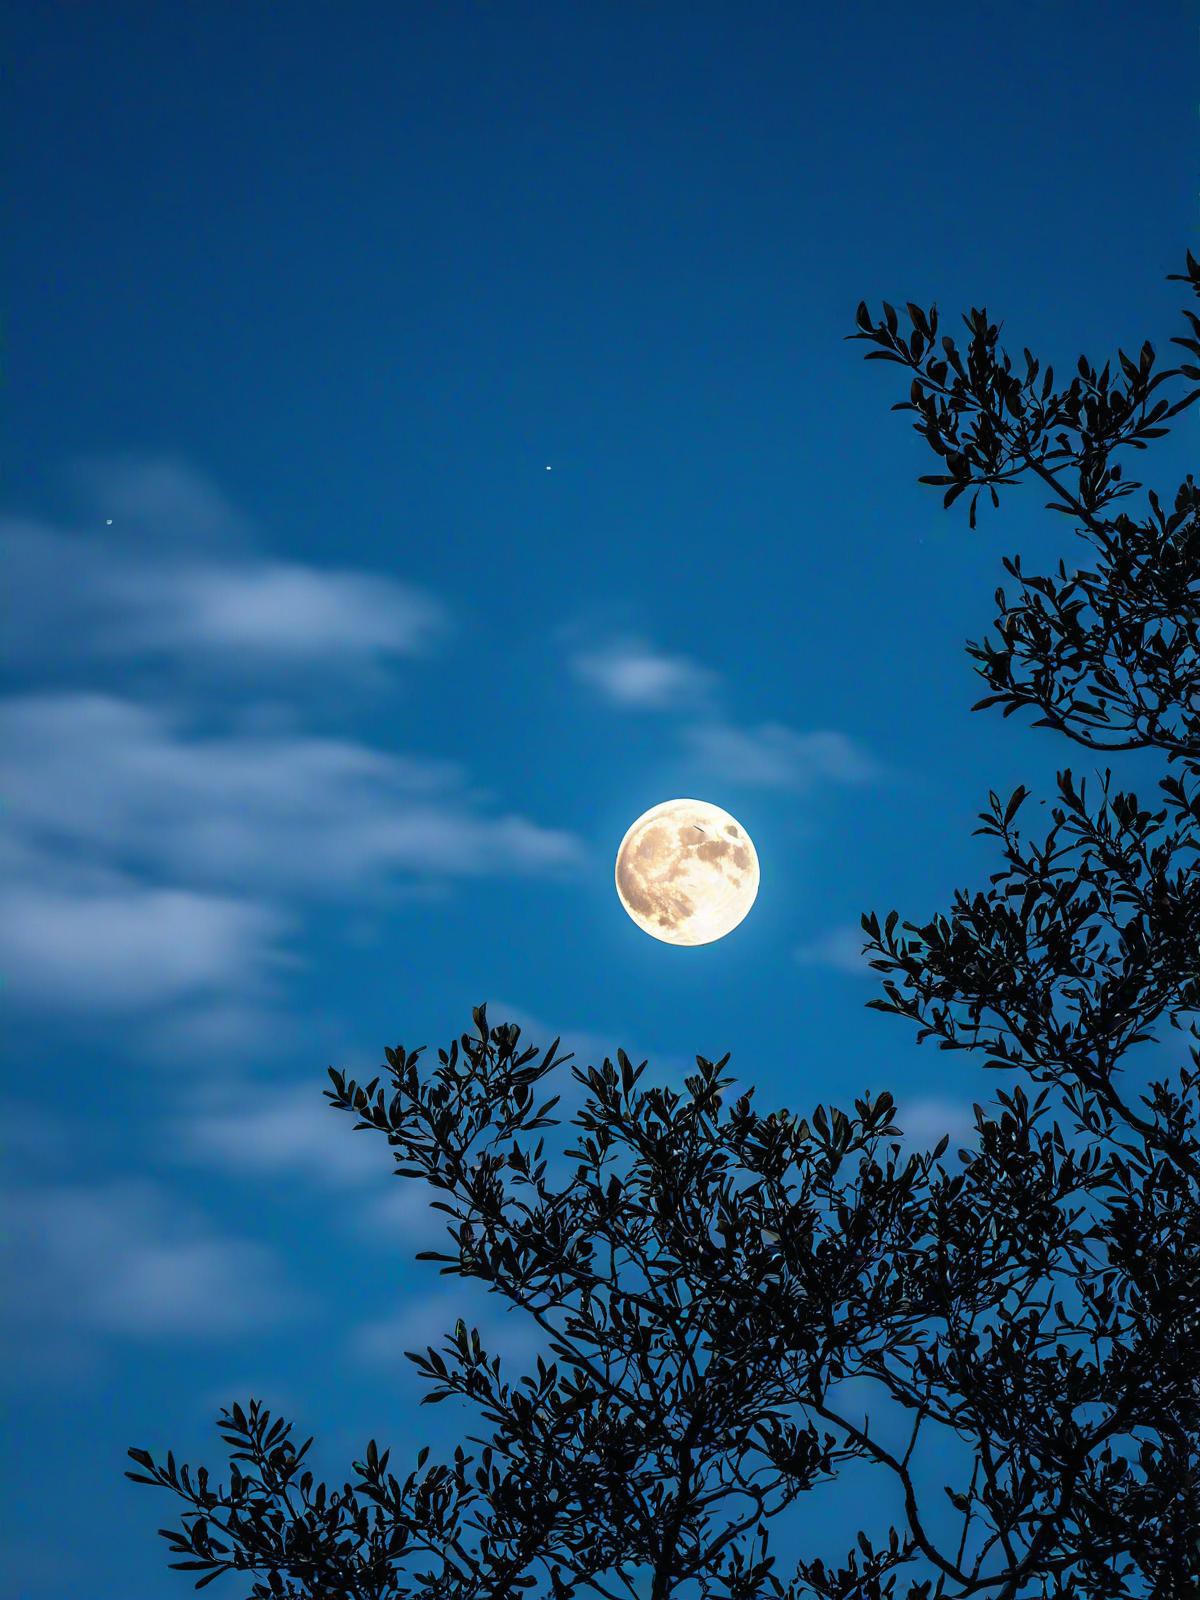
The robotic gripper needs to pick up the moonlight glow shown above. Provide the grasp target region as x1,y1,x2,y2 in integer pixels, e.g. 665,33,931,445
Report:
614,798,759,946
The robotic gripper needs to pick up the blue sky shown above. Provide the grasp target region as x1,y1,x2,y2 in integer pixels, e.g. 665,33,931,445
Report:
3,2,1197,1595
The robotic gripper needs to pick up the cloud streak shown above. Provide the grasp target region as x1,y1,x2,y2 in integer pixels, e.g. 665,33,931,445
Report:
793,924,873,976
0,460,588,1033
100,558,448,664
893,1096,980,1151
179,1083,384,1187
682,722,882,789
0,877,298,1012
569,637,719,711
172,1071,454,1251
4,464,449,674
351,1285,547,1373
564,628,885,792
0,692,584,1026
2,1179,302,1343
0,692,583,901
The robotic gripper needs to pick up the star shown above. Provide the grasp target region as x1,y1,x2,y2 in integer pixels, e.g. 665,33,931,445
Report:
545,465,552,472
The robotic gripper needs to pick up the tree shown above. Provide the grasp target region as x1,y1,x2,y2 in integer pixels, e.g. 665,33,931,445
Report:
129,253,1200,1600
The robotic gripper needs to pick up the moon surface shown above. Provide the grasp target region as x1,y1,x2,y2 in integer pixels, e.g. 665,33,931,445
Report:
615,798,759,946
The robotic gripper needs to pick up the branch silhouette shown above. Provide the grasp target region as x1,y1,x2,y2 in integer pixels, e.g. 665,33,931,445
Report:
130,253,1200,1600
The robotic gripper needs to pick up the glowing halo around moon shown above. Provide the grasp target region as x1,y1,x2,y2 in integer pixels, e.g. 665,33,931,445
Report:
614,798,760,946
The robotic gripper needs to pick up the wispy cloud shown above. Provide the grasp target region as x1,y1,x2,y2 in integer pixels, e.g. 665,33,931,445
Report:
568,636,718,711
0,459,588,1043
486,999,629,1075
0,875,299,1013
174,1076,454,1251
0,692,583,902
682,722,882,789
475,997,761,1129
794,924,873,976
893,1096,980,1151
563,626,885,794
486,998,696,1098
102,559,448,664
351,1285,547,1373
74,455,258,548
2,1179,302,1344
4,462,449,674
138,997,313,1067
0,695,582,1032
178,1083,383,1187
358,1183,454,1248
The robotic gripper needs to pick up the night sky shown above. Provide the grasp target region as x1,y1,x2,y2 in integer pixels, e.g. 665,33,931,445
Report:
3,3,1196,1595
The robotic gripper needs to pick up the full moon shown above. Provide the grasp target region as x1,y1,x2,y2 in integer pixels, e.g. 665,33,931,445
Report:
614,798,760,946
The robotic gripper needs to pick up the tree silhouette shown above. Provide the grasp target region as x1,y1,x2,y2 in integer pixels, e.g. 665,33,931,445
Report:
129,254,1200,1599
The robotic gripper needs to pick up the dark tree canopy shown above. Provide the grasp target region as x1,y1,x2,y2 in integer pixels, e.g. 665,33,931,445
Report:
129,254,1200,1600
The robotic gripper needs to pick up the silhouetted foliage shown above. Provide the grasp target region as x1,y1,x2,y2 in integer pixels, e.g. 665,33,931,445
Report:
130,254,1200,1599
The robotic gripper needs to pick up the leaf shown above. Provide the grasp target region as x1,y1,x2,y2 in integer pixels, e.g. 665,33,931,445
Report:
1003,785,1029,825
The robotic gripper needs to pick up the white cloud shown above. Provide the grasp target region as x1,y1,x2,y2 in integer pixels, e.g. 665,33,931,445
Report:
4,461,449,673
101,559,447,664
180,1083,384,1187
1,1179,301,1341
351,1285,547,1372
0,691,585,1023
0,878,298,1012
484,998,624,1078
682,722,882,789
0,463,525,1037
171,1076,455,1252
893,1096,979,1151
562,627,884,801
482,998,701,1112
794,924,872,976
139,997,312,1067
74,455,257,548
360,1182,455,1244
569,637,718,711
0,692,583,901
